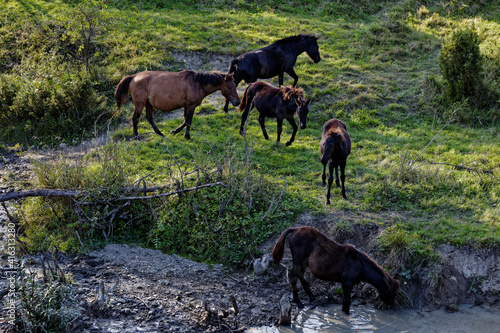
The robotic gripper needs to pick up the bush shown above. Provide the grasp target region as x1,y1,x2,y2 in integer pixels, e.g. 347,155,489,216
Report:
439,27,483,101
17,264,80,332
0,66,107,145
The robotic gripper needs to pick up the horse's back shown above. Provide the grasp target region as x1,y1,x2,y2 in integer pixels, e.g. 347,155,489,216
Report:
323,118,347,133
321,119,351,156
290,226,358,282
129,70,195,111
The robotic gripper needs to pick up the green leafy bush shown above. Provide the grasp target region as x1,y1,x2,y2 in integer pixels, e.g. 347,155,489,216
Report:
0,67,106,145
439,27,483,101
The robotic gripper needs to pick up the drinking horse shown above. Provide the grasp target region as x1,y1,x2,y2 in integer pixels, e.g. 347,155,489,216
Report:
272,226,400,315
114,70,240,139
223,34,320,112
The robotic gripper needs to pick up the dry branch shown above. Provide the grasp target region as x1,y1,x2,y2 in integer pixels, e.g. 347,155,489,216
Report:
0,182,226,203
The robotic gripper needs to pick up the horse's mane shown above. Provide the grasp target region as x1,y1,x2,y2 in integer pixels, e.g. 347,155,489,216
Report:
185,70,224,86
356,248,399,291
273,34,317,46
280,86,305,101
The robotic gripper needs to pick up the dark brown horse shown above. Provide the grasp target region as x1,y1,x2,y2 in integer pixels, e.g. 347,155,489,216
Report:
223,34,320,112
320,119,351,204
114,70,240,139
272,226,400,315
238,81,310,146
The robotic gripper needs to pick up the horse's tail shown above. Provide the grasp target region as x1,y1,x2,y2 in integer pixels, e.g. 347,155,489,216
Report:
238,83,252,113
272,228,297,266
113,75,134,118
320,134,338,165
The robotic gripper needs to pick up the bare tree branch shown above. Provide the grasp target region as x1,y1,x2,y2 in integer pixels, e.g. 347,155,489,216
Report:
0,182,226,203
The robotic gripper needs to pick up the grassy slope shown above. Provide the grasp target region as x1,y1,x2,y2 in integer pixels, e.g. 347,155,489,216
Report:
4,0,499,267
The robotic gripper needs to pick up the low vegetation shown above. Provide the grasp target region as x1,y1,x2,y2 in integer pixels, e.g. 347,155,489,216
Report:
1,0,499,300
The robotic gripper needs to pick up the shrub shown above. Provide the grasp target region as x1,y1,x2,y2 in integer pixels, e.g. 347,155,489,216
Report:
17,265,81,332
439,27,483,101
0,66,107,145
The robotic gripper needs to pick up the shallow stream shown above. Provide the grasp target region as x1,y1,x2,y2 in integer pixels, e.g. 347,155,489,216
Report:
249,304,500,333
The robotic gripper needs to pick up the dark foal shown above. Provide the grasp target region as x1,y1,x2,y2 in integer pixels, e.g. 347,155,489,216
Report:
320,119,351,204
223,34,320,112
272,226,400,315
238,81,310,146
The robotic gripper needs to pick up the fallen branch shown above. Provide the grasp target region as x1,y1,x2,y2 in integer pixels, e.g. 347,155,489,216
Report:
0,182,226,203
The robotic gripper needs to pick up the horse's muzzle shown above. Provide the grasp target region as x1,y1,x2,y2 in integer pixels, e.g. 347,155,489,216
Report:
300,122,306,129
314,56,321,63
231,99,240,107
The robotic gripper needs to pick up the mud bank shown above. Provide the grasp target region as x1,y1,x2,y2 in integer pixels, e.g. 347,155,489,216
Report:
48,216,500,331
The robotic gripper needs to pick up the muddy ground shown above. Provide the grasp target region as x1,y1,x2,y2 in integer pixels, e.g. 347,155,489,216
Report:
1,52,499,332
1,191,500,332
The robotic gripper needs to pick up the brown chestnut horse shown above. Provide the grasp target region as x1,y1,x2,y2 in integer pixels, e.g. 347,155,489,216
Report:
238,81,310,146
223,34,320,112
272,226,399,315
114,70,240,139
320,119,351,204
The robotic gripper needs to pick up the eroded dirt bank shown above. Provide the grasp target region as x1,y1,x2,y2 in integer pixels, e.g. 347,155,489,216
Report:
2,212,498,332
54,215,500,331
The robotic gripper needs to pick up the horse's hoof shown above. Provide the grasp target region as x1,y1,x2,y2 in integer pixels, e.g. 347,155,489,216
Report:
285,141,292,146
297,302,304,309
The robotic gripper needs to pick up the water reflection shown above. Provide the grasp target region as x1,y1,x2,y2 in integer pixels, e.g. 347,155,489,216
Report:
248,304,499,333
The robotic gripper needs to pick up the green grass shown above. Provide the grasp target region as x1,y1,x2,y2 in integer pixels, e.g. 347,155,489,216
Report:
2,0,499,269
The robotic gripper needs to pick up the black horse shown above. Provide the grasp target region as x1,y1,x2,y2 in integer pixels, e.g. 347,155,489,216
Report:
239,81,310,146
223,34,320,112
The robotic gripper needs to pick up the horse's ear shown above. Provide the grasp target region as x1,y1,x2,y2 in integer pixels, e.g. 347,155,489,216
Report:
306,99,311,106
225,73,234,81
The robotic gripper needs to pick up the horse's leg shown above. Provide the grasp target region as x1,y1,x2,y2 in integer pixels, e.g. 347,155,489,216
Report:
276,118,283,143
285,117,298,146
258,114,270,140
340,162,347,199
288,269,304,308
145,102,164,137
285,68,299,87
341,281,353,315
322,163,327,187
132,102,145,139
182,106,196,140
335,165,340,188
326,162,335,205
170,106,195,139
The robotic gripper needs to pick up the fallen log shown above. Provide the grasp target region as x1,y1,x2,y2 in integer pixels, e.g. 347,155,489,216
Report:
0,182,226,203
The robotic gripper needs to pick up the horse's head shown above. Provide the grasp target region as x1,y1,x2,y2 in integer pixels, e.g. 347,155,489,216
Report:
379,276,400,306
221,73,240,107
306,36,321,63
296,98,311,130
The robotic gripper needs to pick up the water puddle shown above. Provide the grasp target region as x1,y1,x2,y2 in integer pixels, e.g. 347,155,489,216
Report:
249,304,499,333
